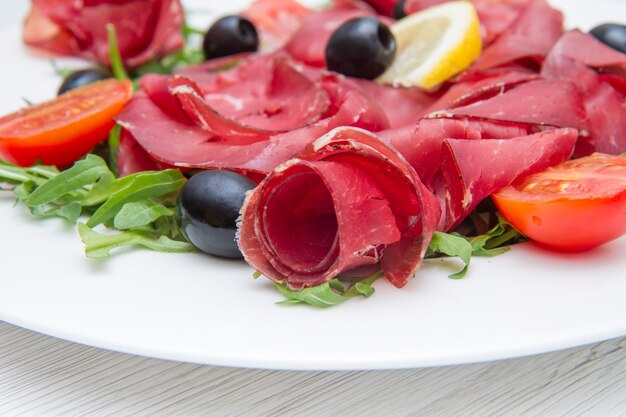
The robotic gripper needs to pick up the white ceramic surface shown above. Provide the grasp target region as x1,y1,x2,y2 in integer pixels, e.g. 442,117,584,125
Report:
0,0,625,371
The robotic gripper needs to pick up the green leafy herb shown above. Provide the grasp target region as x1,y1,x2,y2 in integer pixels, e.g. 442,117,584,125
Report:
426,232,473,279
426,213,526,279
274,271,382,308
465,213,526,256
86,169,185,227
106,24,129,80
113,200,174,230
49,59,73,78
1,155,191,258
78,223,194,258
27,154,115,207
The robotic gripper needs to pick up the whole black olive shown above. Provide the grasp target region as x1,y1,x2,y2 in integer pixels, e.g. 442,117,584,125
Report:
325,16,397,80
203,15,259,60
589,23,626,54
393,0,408,20
177,170,256,258
58,69,110,95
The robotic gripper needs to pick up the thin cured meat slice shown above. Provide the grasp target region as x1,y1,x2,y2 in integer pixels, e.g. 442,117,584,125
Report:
441,128,578,230
378,116,534,187
348,78,441,128
546,30,626,77
542,33,626,156
284,9,370,67
243,0,311,52
118,129,166,177
405,0,529,46
168,55,331,135
115,69,389,176
238,127,441,289
23,0,184,67
427,71,541,111
359,0,396,16
472,0,563,71
449,79,586,130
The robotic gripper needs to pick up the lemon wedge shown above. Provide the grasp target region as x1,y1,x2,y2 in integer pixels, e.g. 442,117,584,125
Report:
378,1,482,90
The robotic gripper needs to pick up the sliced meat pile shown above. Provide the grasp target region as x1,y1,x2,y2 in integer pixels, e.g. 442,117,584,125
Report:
112,0,626,289
23,0,184,67
115,54,389,177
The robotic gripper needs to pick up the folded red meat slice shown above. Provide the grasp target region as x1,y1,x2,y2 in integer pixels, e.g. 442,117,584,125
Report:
542,31,626,156
405,0,529,46
348,78,441,128
284,9,370,67
427,71,541,112
243,0,311,52
378,117,534,187
545,30,626,77
441,128,578,230
449,79,586,130
472,0,563,71
239,127,441,289
118,129,167,177
115,65,388,176
23,0,184,67
359,0,396,16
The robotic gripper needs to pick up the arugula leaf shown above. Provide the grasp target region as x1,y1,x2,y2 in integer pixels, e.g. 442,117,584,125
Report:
86,169,185,227
0,160,58,186
427,213,526,279
30,202,82,222
78,223,194,258
2,156,190,258
113,200,174,230
465,213,526,256
106,24,129,80
274,271,382,308
426,232,473,279
27,155,114,206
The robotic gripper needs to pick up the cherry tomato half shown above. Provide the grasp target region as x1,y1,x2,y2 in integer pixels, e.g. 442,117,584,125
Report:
0,78,133,167
492,153,626,251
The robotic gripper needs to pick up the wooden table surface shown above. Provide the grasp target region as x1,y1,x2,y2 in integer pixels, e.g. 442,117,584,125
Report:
1,321,624,416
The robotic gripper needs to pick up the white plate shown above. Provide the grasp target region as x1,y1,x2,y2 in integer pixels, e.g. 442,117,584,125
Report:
1,0,625,371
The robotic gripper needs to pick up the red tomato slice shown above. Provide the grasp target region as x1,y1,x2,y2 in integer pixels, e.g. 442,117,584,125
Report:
493,153,626,251
0,79,133,167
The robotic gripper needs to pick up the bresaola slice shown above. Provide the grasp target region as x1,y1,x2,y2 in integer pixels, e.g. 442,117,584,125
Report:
545,30,626,76
448,79,586,130
23,0,184,67
542,31,626,156
378,117,535,188
471,0,563,71
239,127,441,289
115,56,389,176
284,8,370,67
440,128,578,230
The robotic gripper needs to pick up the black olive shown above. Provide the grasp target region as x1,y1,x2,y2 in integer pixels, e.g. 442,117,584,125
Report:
393,0,408,20
58,69,110,95
177,170,256,258
325,16,397,80
202,15,259,60
589,23,626,54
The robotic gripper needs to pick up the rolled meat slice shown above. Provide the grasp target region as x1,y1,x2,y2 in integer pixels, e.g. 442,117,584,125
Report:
239,127,441,289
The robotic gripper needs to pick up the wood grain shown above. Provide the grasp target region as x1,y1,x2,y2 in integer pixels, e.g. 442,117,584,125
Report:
0,322,624,416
